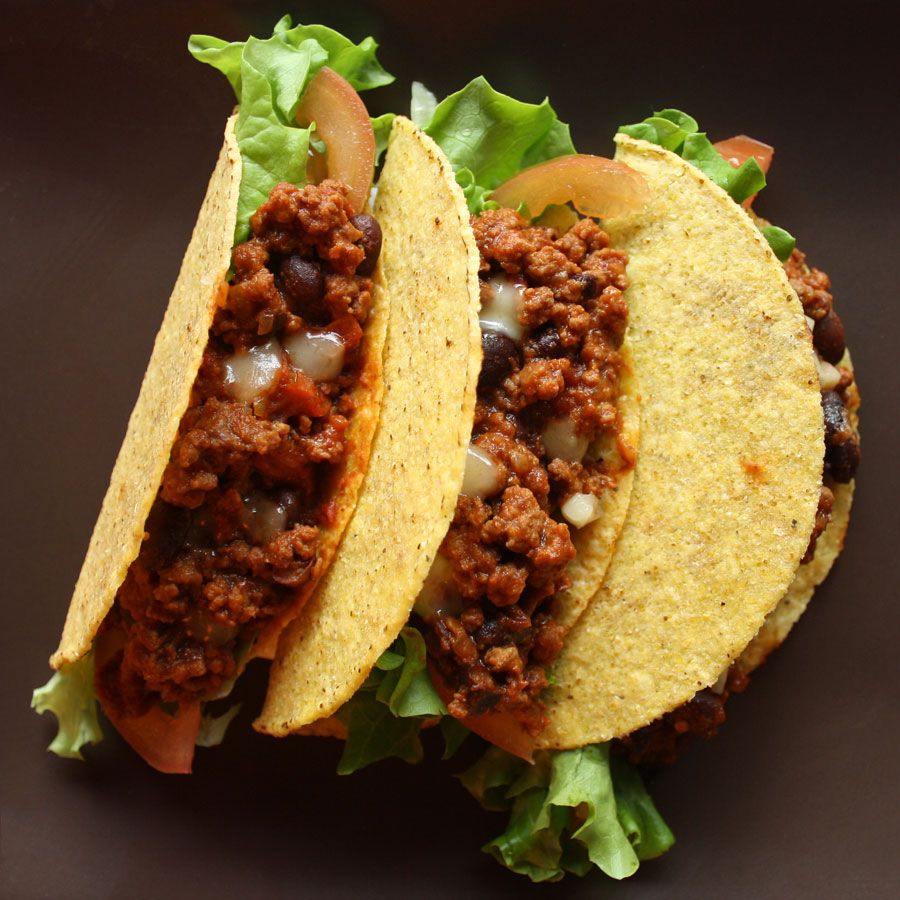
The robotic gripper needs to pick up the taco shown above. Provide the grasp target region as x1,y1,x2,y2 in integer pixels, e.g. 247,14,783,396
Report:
32,19,400,773
458,114,859,881
255,79,645,747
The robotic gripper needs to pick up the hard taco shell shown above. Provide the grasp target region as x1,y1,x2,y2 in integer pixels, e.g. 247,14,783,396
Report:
255,116,482,735
538,135,824,748
51,112,390,681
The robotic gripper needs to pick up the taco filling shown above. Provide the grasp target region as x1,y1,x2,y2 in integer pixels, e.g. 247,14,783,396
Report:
95,180,382,719
416,207,632,734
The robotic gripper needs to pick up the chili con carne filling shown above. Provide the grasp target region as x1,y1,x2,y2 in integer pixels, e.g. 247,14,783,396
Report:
621,248,859,767
95,180,380,720
419,209,632,735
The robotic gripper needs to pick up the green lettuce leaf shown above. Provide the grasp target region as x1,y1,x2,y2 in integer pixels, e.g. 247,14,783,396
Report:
619,108,795,257
189,16,393,243
459,743,673,882
335,626,447,774
417,76,576,213
31,652,103,760
195,703,242,748
758,224,797,263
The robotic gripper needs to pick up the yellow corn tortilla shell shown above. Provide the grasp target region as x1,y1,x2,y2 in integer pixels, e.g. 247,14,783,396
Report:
51,116,242,669
255,116,482,735
537,135,824,748
51,113,389,677
739,360,858,673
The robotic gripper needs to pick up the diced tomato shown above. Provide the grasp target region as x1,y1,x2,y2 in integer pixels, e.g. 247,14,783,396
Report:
267,365,331,419
329,314,364,353
489,154,649,221
714,135,774,208
296,67,376,214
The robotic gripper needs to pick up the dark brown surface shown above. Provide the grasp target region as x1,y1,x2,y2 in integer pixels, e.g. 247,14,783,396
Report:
3,1,898,897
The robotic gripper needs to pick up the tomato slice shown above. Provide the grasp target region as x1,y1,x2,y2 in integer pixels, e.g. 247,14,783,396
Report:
296,66,375,214
713,134,773,173
714,135,773,208
489,155,649,221
428,662,534,762
107,701,201,774
94,628,200,773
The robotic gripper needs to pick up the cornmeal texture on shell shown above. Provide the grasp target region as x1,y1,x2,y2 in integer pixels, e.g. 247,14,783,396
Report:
538,136,824,748
51,117,242,669
739,361,858,673
256,117,482,735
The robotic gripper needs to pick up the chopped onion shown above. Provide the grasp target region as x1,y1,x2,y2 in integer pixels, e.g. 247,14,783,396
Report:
461,444,505,498
413,553,462,619
710,668,730,695
223,338,283,403
561,492,602,529
283,330,345,382
542,417,589,462
480,276,525,341
815,355,841,390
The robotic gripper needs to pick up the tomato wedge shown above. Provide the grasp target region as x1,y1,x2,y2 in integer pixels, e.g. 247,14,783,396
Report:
295,66,375,214
428,662,534,762
107,701,202,774
713,135,773,208
713,134,773,173
94,628,201,773
489,155,649,221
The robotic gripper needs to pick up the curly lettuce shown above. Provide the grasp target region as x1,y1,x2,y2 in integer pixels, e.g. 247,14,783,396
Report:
413,77,575,214
619,109,795,261
335,627,452,774
460,743,674,882
31,652,103,759
189,16,393,243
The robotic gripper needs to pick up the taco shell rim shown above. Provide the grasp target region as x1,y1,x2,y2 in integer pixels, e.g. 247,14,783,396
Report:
50,116,243,670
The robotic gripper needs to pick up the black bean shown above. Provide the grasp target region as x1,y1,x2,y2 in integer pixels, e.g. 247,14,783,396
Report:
279,254,324,313
479,329,518,392
474,619,506,647
826,436,860,483
351,213,382,275
821,391,851,445
469,692,501,716
572,271,599,301
813,308,846,364
527,325,563,359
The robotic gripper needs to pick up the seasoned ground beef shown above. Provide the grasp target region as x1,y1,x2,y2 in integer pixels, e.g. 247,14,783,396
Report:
95,180,379,719
423,209,631,734
623,248,859,767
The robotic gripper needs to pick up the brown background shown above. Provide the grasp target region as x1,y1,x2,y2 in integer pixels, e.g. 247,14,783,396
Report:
3,1,898,897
